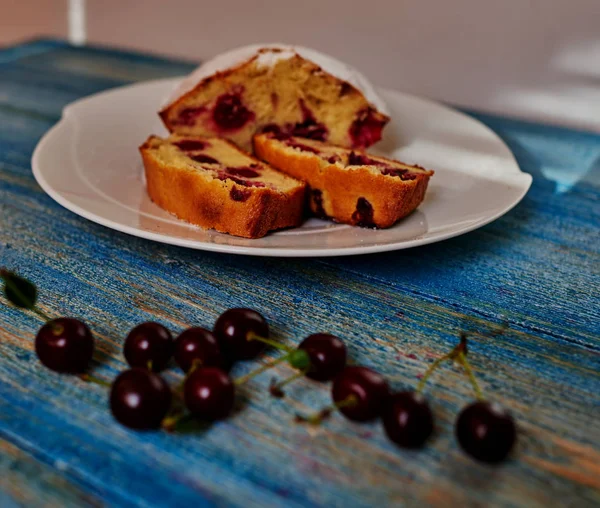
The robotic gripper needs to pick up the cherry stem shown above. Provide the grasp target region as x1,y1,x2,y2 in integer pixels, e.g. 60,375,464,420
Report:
78,373,111,387
456,351,484,400
416,333,484,400
416,353,453,394
162,410,192,433
0,272,54,323
234,353,291,386
295,394,358,425
247,332,292,353
274,369,306,390
174,359,203,396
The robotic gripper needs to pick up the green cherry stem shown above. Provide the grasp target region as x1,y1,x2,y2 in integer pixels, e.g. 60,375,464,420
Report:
274,369,306,389
234,354,291,386
269,369,308,398
173,358,204,397
162,409,191,433
78,373,111,387
415,353,453,394
295,394,358,425
415,333,485,400
163,360,206,432
247,332,293,353
456,351,484,400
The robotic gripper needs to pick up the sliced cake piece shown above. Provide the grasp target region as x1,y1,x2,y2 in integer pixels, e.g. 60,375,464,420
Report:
159,46,390,152
253,133,434,229
139,135,306,238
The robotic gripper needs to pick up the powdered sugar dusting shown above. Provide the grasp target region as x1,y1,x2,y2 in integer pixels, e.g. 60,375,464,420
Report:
161,43,389,115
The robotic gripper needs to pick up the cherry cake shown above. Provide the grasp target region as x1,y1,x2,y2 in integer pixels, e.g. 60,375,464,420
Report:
139,135,306,238
253,133,434,229
159,47,390,152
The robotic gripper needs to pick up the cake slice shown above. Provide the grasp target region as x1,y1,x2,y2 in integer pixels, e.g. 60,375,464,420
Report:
159,46,390,152
139,135,306,238
253,133,434,229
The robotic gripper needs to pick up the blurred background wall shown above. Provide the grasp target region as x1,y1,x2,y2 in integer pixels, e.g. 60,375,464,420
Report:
1,0,599,132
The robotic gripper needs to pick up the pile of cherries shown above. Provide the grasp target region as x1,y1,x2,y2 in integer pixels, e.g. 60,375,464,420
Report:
2,269,516,463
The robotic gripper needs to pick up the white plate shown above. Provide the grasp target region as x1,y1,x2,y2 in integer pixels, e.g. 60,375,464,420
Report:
32,78,532,257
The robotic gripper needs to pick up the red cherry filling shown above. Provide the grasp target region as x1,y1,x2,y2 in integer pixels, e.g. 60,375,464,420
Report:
327,155,341,164
212,93,255,131
292,99,328,140
217,171,265,187
230,187,252,202
191,154,219,164
381,168,417,181
174,139,209,151
346,151,417,180
349,107,386,148
224,166,261,178
351,197,375,228
347,151,381,166
261,124,286,138
175,106,207,126
287,140,321,154
310,189,328,218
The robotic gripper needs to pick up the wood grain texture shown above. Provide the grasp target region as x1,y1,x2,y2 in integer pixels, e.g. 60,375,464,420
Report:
0,39,599,507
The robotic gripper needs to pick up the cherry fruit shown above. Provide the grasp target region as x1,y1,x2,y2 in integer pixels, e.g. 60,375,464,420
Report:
456,401,516,463
331,366,390,421
184,367,235,421
382,391,433,448
213,308,269,360
174,327,224,372
298,333,347,381
35,318,94,373
123,322,173,372
110,368,172,429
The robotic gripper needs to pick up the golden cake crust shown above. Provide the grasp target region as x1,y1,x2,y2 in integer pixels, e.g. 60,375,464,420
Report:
253,134,433,229
140,135,306,238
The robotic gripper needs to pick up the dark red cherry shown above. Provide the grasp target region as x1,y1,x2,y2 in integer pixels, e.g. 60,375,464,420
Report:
331,366,390,421
212,93,255,131
35,318,94,373
175,106,207,126
184,367,235,420
123,322,173,372
287,140,321,154
174,327,224,373
382,391,434,448
299,333,347,381
224,166,261,178
174,139,208,151
456,401,516,463
349,107,386,148
213,308,269,361
381,168,417,180
191,154,219,164
347,151,379,166
230,187,251,202
110,368,172,429
261,124,285,137
351,197,375,228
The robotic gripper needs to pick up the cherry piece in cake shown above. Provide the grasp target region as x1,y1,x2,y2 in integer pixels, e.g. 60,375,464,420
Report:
212,93,255,132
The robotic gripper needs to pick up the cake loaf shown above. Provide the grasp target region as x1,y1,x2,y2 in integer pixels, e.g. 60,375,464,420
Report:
140,134,306,238
160,46,390,152
253,133,433,229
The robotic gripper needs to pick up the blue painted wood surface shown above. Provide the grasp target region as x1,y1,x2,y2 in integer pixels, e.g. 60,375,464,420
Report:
1,39,599,507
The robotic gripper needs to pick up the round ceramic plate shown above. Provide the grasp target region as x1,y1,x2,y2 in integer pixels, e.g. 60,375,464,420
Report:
32,78,532,257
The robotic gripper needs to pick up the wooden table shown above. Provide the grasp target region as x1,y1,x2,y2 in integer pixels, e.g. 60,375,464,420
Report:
1,39,599,507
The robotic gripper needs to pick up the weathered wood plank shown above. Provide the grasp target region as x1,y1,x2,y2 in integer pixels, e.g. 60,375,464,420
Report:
0,39,599,507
